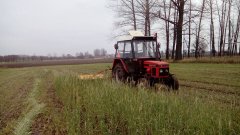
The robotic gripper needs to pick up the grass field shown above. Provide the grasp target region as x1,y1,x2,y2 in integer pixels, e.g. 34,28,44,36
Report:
170,56,240,64
0,63,239,134
0,58,112,68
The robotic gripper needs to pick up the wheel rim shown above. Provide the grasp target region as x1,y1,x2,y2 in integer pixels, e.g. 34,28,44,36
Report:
115,69,122,82
115,70,120,82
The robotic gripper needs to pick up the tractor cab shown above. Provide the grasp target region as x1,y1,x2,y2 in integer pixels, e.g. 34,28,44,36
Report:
114,31,161,59
112,31,179,90
114,36,158,59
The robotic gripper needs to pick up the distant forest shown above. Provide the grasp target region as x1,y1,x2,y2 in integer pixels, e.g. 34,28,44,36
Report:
0,48,110,62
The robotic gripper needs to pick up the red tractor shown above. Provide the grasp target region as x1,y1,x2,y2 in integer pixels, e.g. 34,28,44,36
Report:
112,31,179,90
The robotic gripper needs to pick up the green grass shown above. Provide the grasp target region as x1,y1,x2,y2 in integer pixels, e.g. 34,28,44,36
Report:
54,75,239,134
0,63,240,134
171,56,240,64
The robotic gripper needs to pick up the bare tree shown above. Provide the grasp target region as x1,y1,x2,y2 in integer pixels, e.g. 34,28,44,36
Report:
171,0,188,60
187,0,192,58
109,0,138,33
195,0,206,58
193,38,208,57
162,0,172,59
216,0,229,56
135,0,158,36
110,0,158,36
157,0,196,60
232,2,240,55
208,0,216,56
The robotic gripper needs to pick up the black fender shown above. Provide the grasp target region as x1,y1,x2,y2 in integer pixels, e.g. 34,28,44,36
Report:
112,59,129,73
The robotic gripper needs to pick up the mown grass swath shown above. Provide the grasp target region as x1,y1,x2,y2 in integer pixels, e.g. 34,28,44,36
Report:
0,69,35,134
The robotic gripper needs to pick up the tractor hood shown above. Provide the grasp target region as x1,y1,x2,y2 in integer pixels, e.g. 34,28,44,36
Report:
144,61,169,68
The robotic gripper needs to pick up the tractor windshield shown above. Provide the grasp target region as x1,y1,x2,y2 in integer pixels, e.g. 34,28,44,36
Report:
133,40,156,58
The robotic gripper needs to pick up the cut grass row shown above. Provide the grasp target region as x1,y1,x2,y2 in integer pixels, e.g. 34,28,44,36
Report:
30,70,67,134
0,69,35,134
14,78,45,135
0,69,67,135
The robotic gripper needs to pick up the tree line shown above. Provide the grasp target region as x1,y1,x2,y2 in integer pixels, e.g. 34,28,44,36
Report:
0,48,108,62
109,0,240,60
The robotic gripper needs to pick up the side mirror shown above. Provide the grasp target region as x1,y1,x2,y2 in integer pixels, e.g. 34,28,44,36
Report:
154,33,158,37
114,44,118,50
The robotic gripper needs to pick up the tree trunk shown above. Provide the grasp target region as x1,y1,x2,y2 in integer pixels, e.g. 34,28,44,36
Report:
218,0,227,56
164,0,171,59
188,0,192,58
172,5,177,59
145,16,148,36
228,20,232,55
209,0,215,56
175,0,185,60
195,0,205,58
223,0,231,56
144,0,150,36
131,0,137,30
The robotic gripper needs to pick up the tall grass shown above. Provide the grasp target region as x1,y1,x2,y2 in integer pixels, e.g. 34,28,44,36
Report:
54,75,239,134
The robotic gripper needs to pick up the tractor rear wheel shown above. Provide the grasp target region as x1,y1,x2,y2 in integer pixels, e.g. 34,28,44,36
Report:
112,64,127,82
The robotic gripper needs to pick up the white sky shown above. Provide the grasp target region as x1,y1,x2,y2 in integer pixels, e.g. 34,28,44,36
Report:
0,0,115,56
1,0,238,56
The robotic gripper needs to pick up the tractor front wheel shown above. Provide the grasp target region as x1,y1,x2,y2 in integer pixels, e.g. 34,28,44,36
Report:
171,75,179,90
165,75,179,90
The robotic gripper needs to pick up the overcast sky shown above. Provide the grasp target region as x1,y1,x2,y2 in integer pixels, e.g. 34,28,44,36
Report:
0,0,115,56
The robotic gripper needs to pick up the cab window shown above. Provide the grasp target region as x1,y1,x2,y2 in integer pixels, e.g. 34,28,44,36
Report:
133,40,156,58
117,42,124,58
116,41,133,58
124,41,132,58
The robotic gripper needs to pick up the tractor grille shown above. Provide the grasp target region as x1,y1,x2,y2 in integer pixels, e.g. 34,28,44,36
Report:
151,68,156,76
159,68,169,76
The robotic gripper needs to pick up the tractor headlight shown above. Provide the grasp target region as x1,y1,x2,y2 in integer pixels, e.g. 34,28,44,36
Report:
160,69,163,73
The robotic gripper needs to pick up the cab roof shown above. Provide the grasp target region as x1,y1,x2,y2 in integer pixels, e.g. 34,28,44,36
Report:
117,31,156,42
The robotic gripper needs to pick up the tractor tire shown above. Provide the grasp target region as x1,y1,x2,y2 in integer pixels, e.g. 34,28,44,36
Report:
165,75,179,90
170,75,179,90
112,64,127,82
